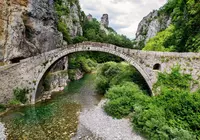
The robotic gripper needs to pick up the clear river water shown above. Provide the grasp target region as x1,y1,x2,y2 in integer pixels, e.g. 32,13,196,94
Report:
0,73,103,140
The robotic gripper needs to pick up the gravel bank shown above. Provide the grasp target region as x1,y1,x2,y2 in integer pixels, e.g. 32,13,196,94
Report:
0,122,6,140
72,100,143,140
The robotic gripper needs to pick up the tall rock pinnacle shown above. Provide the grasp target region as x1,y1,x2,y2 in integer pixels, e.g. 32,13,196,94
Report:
101,14,109,27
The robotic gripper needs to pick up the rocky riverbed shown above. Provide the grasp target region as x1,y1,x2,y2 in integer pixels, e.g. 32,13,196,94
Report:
72,100,143,140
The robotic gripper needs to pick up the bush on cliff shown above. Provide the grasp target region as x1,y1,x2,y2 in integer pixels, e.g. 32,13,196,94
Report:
0,104,6,112
12,87,29,104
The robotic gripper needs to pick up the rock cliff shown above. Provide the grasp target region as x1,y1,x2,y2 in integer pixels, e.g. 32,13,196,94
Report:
134,10,171,49
0,0,62,62
58,0,83,38
0,0,83,63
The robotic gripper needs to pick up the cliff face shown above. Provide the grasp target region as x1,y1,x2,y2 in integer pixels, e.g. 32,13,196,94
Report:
0,0,83,63
134,10,171,49
0,0,62,62
63,1,83,38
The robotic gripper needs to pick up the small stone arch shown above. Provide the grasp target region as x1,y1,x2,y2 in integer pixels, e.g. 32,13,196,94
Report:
153,63,161,70
31,44,153,103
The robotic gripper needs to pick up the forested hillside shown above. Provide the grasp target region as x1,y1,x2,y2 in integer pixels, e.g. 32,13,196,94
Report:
143,0,200,52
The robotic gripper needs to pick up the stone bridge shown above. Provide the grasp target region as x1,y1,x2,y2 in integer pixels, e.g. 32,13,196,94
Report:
0,41,200,104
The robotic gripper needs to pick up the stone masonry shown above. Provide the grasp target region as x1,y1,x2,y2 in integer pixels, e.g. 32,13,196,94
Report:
0,42,200,104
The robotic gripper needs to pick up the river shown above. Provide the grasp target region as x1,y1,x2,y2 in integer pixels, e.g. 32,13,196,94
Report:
0,73,143,140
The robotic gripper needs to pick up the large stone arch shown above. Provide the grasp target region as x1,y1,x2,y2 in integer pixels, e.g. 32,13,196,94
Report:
31,44,153,103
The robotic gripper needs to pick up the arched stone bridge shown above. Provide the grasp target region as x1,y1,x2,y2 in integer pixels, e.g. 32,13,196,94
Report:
0,41,200,104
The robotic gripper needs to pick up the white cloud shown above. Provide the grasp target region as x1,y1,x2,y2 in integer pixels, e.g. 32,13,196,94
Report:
79,0,167,39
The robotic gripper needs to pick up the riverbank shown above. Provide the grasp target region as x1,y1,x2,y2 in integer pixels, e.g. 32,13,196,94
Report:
0,122,6,139
73,99,143,140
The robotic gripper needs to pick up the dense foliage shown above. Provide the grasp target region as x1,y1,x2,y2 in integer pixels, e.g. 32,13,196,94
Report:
0,104,6,112
95,63,200,139
143,25,176,51
68,53,97,80
11,87,29,104
81,19,134,48
104,82,150,119
143,0,200,52
95,62,149,94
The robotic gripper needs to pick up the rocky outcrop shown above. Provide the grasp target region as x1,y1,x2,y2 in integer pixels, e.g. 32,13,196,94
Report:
0,0,84,62
87,14,93,22
101,14,109,27
73,69,84,80
45,70,69,92
87,13,110,35
60,0,83,38
51,56,68,72
134,10,171,49
0,0,63,62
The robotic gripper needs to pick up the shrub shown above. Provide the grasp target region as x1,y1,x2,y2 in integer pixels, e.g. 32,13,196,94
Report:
95,75,109,94
8,99,21,106
68,69,76,81
57,21,72,43
0,104,6,112
13,87,29,104
143,25,175,52
153,65,192,94
104,82,150,119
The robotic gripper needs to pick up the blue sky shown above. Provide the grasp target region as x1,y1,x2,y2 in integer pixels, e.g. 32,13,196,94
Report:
79,0,167,39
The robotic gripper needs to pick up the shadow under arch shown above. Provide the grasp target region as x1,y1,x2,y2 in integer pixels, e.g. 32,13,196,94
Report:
31,45,153,104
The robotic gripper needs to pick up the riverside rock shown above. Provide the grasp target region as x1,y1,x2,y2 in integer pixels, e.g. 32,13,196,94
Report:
0,122,6,140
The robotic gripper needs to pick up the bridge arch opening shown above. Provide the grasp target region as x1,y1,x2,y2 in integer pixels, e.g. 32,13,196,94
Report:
32,44,153,103
153,63,161,71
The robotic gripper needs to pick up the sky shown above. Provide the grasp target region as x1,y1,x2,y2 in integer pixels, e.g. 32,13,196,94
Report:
79,0,167,39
